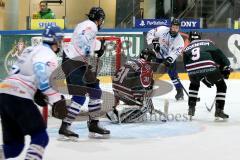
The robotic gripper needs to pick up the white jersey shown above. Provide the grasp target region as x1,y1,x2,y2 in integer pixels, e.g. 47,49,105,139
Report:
0,44,61,104
63,19,101,62
146,26,184,62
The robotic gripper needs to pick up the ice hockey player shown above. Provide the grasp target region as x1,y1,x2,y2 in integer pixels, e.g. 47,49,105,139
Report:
0,26,64,159
106,48,166,123
146,18,185,100
183,31,232,120
58,7,110,139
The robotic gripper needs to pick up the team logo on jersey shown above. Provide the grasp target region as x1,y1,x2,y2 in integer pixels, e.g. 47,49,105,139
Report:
140,63,153,88
4,38,28,73
46,61,57,68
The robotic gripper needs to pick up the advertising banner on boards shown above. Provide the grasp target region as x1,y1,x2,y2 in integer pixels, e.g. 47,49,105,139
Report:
135,19,200,29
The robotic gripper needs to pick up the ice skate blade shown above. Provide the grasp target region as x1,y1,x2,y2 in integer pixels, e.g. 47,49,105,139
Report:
57,135,79,142
214,117,228,122
175,98,184,101
88,132,110,139
161,119,167,123
189,115,193,121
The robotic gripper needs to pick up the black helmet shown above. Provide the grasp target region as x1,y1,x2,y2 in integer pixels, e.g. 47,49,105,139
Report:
171,18,181,26
87,7,105,21
140,48,156,62
189,31,201,42
169,18,181,37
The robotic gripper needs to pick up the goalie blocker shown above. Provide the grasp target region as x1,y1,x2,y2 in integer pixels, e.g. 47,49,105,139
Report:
106,49,167,123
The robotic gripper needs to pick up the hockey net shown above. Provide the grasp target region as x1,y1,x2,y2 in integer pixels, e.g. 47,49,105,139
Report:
42,36,122,123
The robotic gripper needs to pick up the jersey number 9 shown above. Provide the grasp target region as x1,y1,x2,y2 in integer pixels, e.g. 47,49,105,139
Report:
191,47,200,61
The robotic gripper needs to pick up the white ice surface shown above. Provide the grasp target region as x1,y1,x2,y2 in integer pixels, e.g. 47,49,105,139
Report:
2,80,240,160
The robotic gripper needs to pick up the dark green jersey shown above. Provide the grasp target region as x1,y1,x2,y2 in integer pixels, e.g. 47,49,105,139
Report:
183,39,230,76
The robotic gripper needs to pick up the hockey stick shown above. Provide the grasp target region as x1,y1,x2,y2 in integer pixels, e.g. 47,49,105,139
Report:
205,98,215,112
156,50,200,101
176,78,200,102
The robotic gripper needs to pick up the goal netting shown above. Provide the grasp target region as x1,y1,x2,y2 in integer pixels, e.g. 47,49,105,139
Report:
42,36,122,122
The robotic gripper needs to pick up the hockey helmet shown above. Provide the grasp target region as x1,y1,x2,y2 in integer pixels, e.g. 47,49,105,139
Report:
87,7,105,22
170,18,181,37
189,31,201,42
140,48,156,62
171,18,181,26
42,25,64,45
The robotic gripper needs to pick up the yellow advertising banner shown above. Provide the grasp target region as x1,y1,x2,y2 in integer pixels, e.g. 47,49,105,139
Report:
31,19,65,30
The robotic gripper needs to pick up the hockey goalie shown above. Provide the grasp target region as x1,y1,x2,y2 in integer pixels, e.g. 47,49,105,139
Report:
106,48,166,123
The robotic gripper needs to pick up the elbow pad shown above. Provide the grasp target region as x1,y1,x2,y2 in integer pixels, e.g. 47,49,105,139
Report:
33,62,50,91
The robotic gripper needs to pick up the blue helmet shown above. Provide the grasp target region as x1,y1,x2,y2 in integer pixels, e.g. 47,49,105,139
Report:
42,25,64,44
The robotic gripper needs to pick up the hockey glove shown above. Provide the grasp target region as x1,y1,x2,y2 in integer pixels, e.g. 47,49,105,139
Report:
221,66,232,79
152,38,160,53
52,95,68,119
164,57,173,67
34,89,48,107
201,77,213,88
95,39,105,57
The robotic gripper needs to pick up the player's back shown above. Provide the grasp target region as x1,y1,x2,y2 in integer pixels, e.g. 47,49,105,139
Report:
113,59,153,91
68,20,98,58
183,39,218,75
0,44,58,100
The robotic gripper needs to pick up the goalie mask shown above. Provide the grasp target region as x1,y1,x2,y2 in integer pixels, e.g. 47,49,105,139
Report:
140,48,156,62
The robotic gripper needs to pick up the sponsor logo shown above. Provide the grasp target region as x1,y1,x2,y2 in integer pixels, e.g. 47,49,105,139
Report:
4,39,28,74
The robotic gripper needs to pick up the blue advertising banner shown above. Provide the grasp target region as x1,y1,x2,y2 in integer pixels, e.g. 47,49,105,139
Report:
135,19,200,29
180,19,200,29
135,19,170,28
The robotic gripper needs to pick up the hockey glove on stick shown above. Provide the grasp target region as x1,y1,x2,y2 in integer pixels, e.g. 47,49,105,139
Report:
34,89,48,107
95,39,105,57
52,95,68,119
221,66,232,79
163,57,173,67
152,38,160,53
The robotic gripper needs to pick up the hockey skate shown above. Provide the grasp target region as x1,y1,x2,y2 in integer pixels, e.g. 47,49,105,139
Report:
188,106,195,121
0,145,4,159
58,121,79,141
87,119,110,139
175,88,184,101
215,108,229,121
